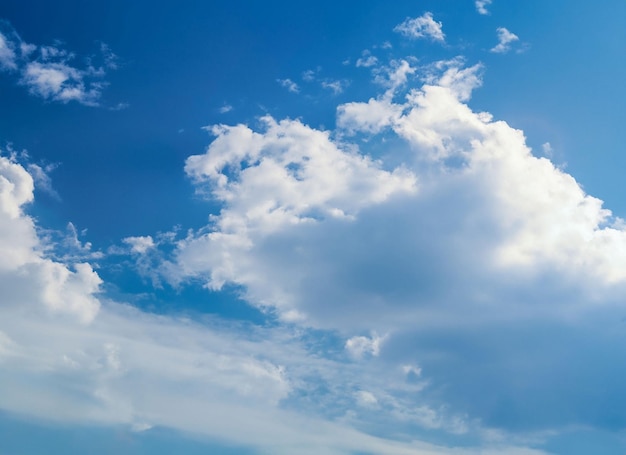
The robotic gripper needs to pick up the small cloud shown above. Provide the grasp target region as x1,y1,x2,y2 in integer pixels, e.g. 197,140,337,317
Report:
490,27,520,54
542,142,553,157
356,50,378,68
123,236,155,254
475,0,493,15
109,102,129,111
345,333,386,359
219,104,233,114
355,390,378,408
302,69,316,82
321,79,348,95
402,364,423,381
277,78,299,93
99,42,118,70
131,422,153,432
394,12,445,43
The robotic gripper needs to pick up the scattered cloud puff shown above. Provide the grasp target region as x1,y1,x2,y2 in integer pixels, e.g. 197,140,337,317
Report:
356,50,379,68
302,69,316,82
0,21,117,106
123,235,155,254
219,104,233,114
394,12,445,43
321,79,349,94
354,390,379,407
475,0,493,15
490,27,520,53
277,77,300,93
345,333,386,359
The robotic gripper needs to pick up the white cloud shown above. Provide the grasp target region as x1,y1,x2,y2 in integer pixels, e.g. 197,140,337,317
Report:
0,78,574,455
0,31,17,70
394,13,445,43
355,390,379,407
277,78,300,93
123,235,155,254
0,153,101,323
321,79,348,94
22,61,103,105
0,157,548,453
171,56,626,344
356,50,379,68
345,333,386,358
490,27,520,54
179,116,416,301
0,22,116,105
374,59,417,93
26,162,59,199
475,0,493,15
219,104,233,113
302,69,317,81
337,97,402,134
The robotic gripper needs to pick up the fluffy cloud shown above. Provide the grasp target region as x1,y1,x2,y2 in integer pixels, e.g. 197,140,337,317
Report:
394,12,445,43
179,116,416,304
0,154,101,323
491,27,520,54
0,155,550,454
151,55,626,447
174,57,626,331
123,235,155,254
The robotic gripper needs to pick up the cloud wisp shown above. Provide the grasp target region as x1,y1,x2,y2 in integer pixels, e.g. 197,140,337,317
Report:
490,27,520,53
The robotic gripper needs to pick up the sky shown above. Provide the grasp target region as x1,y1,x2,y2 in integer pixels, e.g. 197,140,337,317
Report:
0,1,625,454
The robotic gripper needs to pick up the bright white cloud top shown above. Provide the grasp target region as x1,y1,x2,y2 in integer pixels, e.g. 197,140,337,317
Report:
393,12,445,42
1,2,626,455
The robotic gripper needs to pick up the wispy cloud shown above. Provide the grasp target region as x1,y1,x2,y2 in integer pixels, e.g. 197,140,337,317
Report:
356,50,379,68
394,12,445,42
0,31,17,70
219,104,233,113
321,79,349,94
277,77,300,93
490,27,520,53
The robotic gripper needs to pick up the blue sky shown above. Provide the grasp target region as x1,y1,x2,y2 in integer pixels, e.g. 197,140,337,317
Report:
1,1,625,454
